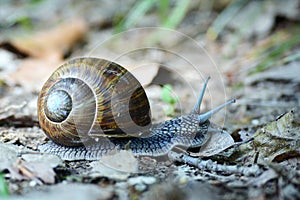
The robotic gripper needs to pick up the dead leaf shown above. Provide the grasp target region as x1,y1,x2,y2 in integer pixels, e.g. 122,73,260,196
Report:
8,58,63,91
0,144,39,181
196,125,235,157
253,110,300,164
0,143,19,171
265,110,300,139
89,150,138,180
15,160,56,184
11,18,87,59
227,110,300,165
0,143,56,183
129,63,159,87
7,18,87,91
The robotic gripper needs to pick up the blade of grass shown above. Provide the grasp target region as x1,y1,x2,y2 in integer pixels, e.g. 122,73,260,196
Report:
248,32,300,75
115,0,155,32
158,0,170,22
206,0,249,40
0,173,9,197
282,52,300,64
162,0,190,29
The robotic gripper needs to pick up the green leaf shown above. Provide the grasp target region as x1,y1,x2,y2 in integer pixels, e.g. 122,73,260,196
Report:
161,84,178,104
0,173,9,197
15,15,33,30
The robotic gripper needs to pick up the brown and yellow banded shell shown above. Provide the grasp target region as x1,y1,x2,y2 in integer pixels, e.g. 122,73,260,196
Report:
38,57,152,146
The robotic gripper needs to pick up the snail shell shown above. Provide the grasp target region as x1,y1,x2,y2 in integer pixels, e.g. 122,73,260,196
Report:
38,58,151,146
38,57,235,160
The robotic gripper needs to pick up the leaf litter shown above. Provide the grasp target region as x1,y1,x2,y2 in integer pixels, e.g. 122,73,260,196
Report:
0,143,59,184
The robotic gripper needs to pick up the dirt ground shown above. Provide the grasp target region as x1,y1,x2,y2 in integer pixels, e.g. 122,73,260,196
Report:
0,1,299,199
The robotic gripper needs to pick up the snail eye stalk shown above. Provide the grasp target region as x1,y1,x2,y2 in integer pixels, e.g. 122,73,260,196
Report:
198,99,236,123
192,77,210,114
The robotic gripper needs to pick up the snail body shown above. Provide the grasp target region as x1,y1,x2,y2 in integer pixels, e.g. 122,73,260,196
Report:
38,57,235,160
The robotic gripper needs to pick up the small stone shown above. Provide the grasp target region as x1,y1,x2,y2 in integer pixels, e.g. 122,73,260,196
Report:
251,119,259,125
134,183,147,192
178,176,189,185
29,180,38,187
115,182,129,199
128,176,156,186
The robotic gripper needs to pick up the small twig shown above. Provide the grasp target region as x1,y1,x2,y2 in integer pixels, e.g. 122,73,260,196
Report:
169,152,262,176
202,171,237,182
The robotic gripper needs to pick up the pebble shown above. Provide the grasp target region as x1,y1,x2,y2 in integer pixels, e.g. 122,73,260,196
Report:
29,180,38,187
251,119,259,125
128,176,156,186
134,183,147,192
127,176,156,191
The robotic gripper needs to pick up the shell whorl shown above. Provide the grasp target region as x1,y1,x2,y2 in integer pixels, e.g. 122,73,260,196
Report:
38,58,152,146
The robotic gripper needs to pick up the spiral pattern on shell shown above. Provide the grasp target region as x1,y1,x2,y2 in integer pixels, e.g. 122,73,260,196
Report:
38,58,152,146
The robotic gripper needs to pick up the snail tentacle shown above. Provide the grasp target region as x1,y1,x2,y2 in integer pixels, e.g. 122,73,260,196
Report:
198,99,236,123
192,76,210,113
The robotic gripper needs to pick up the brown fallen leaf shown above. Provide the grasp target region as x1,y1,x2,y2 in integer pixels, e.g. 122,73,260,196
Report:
11,159,56,184
128,63,160,87
253,110,300,164
8,18,87,91
89,150,138,180
11,18,87,59
193,124,235,157
0,143,20,180
226,110,300,165
1,158,47,183
0,144,57,184
8,58,63,91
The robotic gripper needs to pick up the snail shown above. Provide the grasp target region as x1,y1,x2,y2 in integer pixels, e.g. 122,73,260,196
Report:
37,57,235,161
